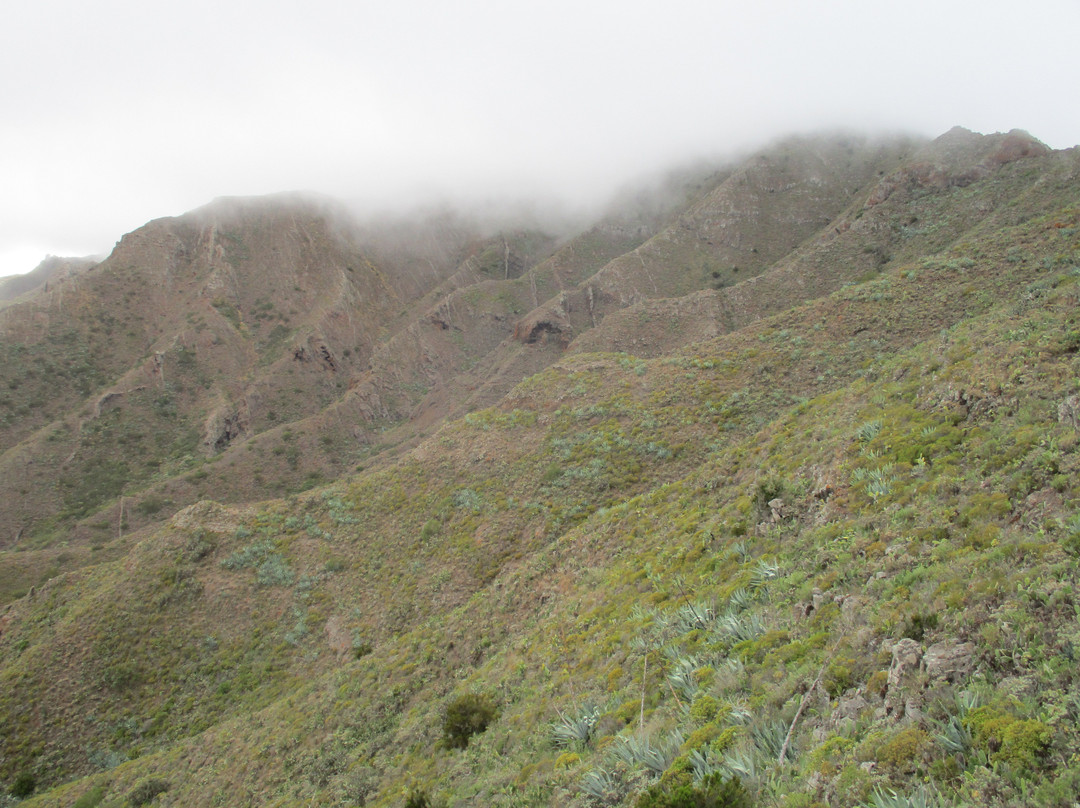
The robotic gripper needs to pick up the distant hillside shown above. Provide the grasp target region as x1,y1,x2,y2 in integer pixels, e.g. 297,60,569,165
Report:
0,255,98,306
0,136,915,588
1,127,1078,808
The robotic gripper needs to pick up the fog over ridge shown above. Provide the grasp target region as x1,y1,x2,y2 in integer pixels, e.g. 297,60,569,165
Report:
2,0,1078,278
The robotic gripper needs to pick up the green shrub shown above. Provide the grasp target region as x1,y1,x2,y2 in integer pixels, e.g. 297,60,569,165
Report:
135,495,167,516
689,695,724,724
875,727,928,774
824,655,857,697
1032,765,1080,806
752,476,786,517
901,613,938,641
73,785,106,808
964,705,1051,771
404,789,432,808
442,693,498,749
10,772,35,798
353,640,373,659
128,778,169,806
634,773,750,808
995,719,1052,771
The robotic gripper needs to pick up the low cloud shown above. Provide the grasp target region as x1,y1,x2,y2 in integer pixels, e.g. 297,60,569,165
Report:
2,0,1078,278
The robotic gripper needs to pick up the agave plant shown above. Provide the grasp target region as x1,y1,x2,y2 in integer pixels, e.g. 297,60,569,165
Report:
855,419,883,442
687,747,724,783
933,714,971,756
667,655,702,701
721,747,761,780
716,611,765,642
865,784,942,808
551,704,601,748
726,541,751,562
750,719,791,762
726,587,753,613
725,698,751,724
579,768,620,802
644,732,685,774
867,476,894,501
933,689,982,758
675,600,715,633
749,559,779,591
610,732,683,775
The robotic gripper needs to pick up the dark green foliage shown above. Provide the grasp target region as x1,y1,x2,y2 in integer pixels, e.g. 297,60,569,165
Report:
752,476,785,518
1058,329,1080,354
442,693,498,749
60,458,130,519
901,612,938,641
10,772,35,797
135,495,167,516
353,641,373,659
73,785,106,808
128,778,169,806
404,789,432,808
634,773,751,808
183,531,215,562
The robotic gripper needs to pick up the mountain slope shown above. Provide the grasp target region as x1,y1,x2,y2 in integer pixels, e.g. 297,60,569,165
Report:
0,128,1078,808
0,137,914,596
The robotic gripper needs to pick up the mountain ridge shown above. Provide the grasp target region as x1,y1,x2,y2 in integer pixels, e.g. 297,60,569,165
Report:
1,126,1078,807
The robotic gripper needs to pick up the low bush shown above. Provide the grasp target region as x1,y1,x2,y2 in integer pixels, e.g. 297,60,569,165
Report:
635,773,750,808
10,772,35,798
128,778,169,806
73,785,106,808
442,693,498,749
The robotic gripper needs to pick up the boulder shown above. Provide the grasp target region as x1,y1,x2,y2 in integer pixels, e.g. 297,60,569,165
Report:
885,638,924,719
923,641,976,683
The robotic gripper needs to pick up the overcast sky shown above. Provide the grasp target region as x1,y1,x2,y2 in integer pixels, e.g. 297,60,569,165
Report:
2,0,1078,278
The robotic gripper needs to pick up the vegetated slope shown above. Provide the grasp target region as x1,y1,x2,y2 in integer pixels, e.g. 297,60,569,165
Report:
0,196,478,535
509,133,921,350
0,129,1078,807
0,202,572,568
352,133,923,447
0,137,911,601
0,184,689,601
570,127,1056,357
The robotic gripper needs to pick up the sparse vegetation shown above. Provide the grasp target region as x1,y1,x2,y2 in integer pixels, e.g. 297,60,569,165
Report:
0,129,1078,807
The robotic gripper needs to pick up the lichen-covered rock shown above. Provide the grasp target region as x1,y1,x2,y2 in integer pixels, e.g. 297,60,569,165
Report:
835,692,870,721
1059,394,1080,430
885,638,924,719
923,641,976,683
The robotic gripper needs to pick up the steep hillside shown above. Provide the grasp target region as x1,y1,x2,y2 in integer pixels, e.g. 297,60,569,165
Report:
1,128,1078,808
509,133,920,351
0,198,477,548
0,138,913,599
570,128,1057,357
